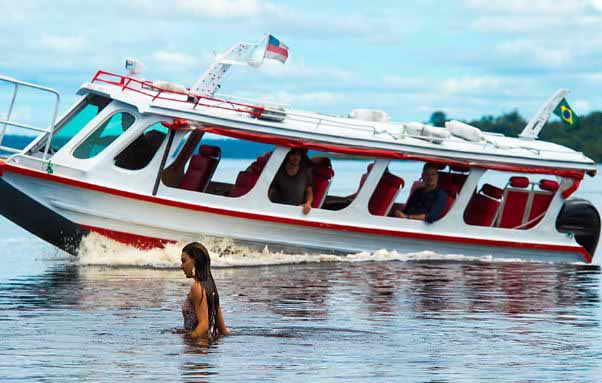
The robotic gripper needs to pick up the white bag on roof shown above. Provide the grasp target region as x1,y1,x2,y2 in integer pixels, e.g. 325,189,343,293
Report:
446,120,484,142
421,125,451,140
350,109,390,123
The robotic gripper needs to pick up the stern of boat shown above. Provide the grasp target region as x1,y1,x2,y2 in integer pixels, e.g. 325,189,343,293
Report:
556,198,601,261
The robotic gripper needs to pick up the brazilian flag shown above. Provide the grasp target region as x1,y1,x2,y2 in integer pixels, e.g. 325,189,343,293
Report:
553,98,579,129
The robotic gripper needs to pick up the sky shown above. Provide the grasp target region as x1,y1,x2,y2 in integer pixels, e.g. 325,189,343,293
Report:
2,0,602,128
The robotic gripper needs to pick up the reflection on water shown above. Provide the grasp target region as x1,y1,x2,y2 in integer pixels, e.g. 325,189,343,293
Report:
0,264,82,314
0,258,600,382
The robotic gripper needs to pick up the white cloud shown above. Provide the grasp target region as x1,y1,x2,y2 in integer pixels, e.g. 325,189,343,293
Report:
39,35,86,53
175,0,265,18
581,72,602,83
574,99,592,113
258,60,355,82
382,75,433,91
234,90,343,108
152,50,198,68
591,0,602,11
471,16,562,33
0,105,34,125
465,0,581,15
441,76,504,95
496,39,571,67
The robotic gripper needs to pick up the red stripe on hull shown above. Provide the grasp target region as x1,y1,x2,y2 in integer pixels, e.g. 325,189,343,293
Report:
82,224,176,250
0,162,591,263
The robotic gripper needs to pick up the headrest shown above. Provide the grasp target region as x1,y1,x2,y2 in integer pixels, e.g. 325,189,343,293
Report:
509,176,530,188
481,183,503,199
539,179,559,192
313,166,335,178
381,172,405,188
258,151,272,161
199,145,221,158
310,156,332,168
450,165,470,173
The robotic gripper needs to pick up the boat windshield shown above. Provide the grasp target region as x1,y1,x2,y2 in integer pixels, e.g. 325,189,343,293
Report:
49,94,110,153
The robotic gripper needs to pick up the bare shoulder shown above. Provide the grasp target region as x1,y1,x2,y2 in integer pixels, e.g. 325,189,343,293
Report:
190,282,205,303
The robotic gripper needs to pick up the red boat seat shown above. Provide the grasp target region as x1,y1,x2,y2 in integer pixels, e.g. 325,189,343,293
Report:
248,151,271,173
179,145,221,192
523,179,560,229
437,171,453,194
311,158,335,208
450,166,469,190
229,151,272,197
369,171,405,216
230,171,261,197
464,183,503,226
497,176,531,228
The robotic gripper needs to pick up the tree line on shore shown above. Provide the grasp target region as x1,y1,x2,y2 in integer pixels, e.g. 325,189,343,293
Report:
429,110,602,162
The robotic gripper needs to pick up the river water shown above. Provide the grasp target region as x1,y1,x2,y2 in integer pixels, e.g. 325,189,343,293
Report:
1,160,601,382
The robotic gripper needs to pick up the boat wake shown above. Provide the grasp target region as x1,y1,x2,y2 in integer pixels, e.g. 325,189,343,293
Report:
73,232,564,268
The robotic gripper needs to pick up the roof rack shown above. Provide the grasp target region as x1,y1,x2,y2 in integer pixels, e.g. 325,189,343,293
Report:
91,71,265,119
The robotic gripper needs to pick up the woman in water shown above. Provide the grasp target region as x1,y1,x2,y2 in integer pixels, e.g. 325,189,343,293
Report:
180,242,229,338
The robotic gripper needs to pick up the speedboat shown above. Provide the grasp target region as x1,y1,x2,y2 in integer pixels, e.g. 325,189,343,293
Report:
0,36,599,263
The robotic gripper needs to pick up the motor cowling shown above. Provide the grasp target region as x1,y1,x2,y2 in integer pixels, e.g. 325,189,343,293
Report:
556,198,601,257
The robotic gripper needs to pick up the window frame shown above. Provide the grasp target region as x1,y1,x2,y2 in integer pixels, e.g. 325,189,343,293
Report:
71,109,137,160
112,120,169,172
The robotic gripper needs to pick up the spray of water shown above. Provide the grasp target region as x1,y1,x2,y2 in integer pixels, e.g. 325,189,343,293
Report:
74,232,565,269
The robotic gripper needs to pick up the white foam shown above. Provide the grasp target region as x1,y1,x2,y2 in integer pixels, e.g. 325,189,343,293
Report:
74,232,585,269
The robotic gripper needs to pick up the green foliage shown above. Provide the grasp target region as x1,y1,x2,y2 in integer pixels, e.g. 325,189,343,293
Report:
467,110,602,162
429,111,447,127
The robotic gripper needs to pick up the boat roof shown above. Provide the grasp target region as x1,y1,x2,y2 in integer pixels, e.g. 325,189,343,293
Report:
81,71,597,178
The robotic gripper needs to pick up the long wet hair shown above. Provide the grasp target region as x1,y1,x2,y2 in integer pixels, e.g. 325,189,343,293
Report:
182,242,220,337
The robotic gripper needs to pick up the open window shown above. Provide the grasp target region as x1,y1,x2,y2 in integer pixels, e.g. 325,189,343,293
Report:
386,162,469,221
463,170,560,229
317,157,372,211
73,111,135,159
161,131,275,197
114,122,168,170
266,147,400,212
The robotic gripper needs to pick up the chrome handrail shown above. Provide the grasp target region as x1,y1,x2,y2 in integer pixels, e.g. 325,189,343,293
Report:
0,74,60,160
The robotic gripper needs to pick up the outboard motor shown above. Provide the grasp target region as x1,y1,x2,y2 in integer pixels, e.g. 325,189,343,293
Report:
556,198,601,257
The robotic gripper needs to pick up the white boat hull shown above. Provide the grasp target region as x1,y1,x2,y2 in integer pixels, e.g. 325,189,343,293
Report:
0,162,590,263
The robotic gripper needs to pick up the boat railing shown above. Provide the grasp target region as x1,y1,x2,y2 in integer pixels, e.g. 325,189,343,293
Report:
91,71,266,119
0,74,60,160
91,71,388,133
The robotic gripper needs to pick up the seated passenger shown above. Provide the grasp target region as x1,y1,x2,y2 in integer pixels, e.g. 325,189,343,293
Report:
269,148,314,215
392,162,447,222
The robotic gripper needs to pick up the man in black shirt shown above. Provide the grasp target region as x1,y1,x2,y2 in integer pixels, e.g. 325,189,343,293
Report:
269,148,314,215
392,163,447,223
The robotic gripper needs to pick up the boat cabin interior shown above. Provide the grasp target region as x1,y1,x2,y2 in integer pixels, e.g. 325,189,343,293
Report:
23,94,565,232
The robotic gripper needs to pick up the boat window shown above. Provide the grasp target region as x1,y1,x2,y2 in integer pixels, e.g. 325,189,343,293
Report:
49,95,110,153
73,111,135,159
267,148,379,211
314,156,371,211
114,122,168,170
463,170,559,229
161,132,275,197
385,162,469,221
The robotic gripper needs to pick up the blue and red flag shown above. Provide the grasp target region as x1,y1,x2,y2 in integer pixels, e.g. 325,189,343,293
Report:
264,35,288,63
